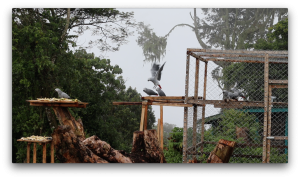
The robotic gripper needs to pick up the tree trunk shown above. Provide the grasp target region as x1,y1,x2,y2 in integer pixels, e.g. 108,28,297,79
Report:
52,107,85,141
83,135,132,163
52,125,108,163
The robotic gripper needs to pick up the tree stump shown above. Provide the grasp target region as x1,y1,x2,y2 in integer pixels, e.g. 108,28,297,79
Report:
130,130,166,163
207,139,236,163
83,135,132,163
52,125,108,163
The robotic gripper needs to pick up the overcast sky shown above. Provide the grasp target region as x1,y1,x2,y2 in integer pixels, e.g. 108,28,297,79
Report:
72,8,224,127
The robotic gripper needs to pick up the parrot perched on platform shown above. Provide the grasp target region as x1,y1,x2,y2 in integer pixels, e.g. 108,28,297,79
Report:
222,89,245,101
156,87,166,96
143,88,158,96
55,88,70,99
148,62,166,89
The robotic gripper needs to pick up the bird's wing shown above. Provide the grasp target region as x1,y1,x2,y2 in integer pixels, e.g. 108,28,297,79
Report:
156,62,166,81
151,63,160,77
148,89,158,95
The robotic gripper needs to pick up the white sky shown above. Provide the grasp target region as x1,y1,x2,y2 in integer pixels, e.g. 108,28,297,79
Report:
72,8,216,127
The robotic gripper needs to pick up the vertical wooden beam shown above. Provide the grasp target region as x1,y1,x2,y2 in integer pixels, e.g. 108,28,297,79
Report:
139,105,146,131
51,141,54,163
263,53,269,163
157,118,161,144
43,143,46,163
144,104,148,130
160,105,164,150
27,142,31,163
266,84,272,163
201,62,208,152
33,143,36,163
183,53,190,163
192,58,200,159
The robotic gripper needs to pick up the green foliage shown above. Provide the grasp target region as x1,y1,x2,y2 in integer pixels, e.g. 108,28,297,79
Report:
163,127,183,163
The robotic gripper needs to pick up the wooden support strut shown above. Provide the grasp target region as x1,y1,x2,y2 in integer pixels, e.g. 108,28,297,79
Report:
160,105,163,150
263,53,269,163
183,53,190,163
201,61,208,152
192,58,200,159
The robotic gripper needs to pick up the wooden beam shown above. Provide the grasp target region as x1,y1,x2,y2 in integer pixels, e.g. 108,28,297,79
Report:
201,62,208,152
195,53,288,59
43,143,46,163
160,106,163,150
269,80,288,84
142,96,188,100
151,102,193,107
144,104,148,130
113,102,142,105
270,84,288,89
192,58,200,159
27,100,88,108
204,58,287,64
187,48,288,55
27,142,31,163
157,118,160,145
33,143,36,163
267,84,272,163
273,136,288,140
51,141,54,163
263,53,269,163
183,53,190,163
139,105,146,131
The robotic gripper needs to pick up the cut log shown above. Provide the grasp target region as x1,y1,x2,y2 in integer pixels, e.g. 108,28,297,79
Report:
130,130,166,163
52,125,108,163
83,135,132,163
207,139,236,163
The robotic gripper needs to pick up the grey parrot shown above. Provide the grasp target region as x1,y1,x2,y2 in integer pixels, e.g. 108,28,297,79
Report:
143,88,158,96
148,62,166,89
222,89,245,101
55,88,70,98
156,87,166,96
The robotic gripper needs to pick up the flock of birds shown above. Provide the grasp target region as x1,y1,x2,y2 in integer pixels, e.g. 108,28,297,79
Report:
143,62,167,96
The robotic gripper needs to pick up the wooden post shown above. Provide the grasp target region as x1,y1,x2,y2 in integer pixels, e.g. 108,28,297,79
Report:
139,105,146,131
192,58,200,159
160,105,163,150
157,118,160,144
51,141,54,163
144,104,148,130
33,143,37,163
263,53,269,163
266,84,272,163
42,143,46,163
183,52,190,163
27,142,31,163
201,62,208,152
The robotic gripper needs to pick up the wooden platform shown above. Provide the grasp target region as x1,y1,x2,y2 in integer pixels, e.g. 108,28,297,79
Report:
27,100,88,108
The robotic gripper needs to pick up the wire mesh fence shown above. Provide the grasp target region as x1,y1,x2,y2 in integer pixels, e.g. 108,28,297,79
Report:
183,49,288,163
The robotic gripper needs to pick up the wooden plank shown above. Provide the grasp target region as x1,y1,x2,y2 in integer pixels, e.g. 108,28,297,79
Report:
204,58,287,64
183,107,188,163
51,141,54,163
28,102,87,108
157,118,160,144
17,139,52,143
270,84,288,89
139,105,146,131
273,136,288,140
151,102,193,107
160,106,163,150
189,51,206,62
27,142,31,163
269,80,288,84
187,48,288,55
266,84,272,163
43,143,46,163
263,53,269,163
113,102,142,105
196,53,288,59
144,104,148,130
201,62,208,152
188,99,266,107
141,96,199,100
33,143,36,163
184,54,190,104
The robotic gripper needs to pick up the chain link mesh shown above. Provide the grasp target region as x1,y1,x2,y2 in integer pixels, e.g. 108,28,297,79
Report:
184,50,288,163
